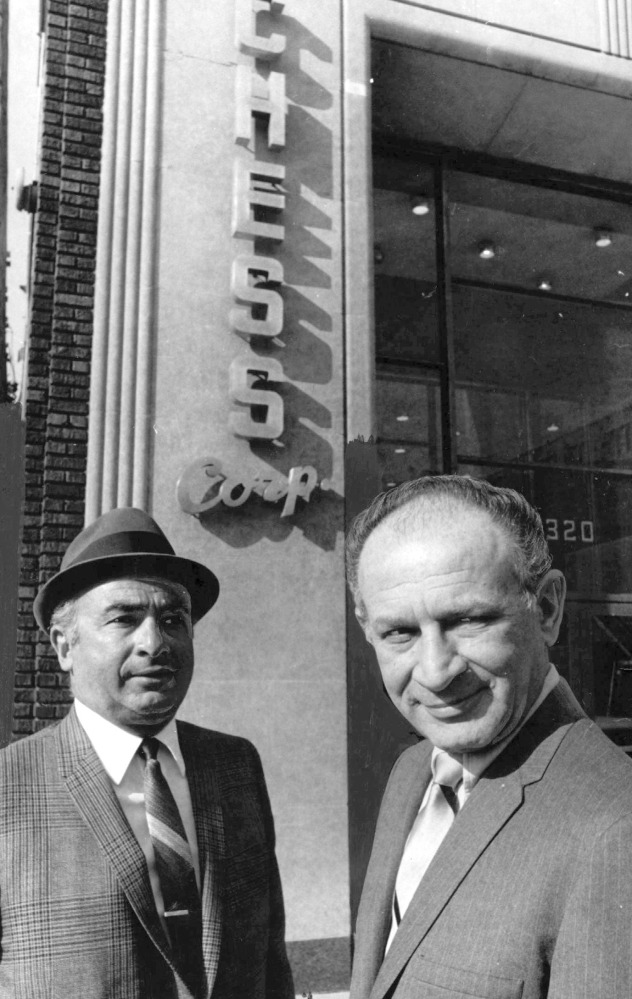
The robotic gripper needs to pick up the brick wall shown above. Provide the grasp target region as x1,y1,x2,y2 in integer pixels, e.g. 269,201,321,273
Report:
15,0,108,737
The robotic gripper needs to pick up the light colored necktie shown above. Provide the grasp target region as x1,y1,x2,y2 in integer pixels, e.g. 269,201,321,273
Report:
393,750,463,922
139,738,205,996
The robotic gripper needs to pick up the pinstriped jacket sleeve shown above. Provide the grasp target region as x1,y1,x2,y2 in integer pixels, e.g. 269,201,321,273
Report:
548,810,632,997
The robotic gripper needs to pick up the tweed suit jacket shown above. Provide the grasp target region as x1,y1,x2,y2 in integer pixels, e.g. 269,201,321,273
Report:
351,679,632,999
0,707,294,999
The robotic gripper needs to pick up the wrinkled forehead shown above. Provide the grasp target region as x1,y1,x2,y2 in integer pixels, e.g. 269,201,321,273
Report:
81,574,192,612
131,575,192,608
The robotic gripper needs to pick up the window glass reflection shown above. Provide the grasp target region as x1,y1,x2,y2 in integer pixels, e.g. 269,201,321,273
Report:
376,366,441,489
373,161,438,364
453,286,632,470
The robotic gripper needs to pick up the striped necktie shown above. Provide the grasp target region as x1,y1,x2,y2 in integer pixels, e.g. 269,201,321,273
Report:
392,751,463,930
139,737,205,996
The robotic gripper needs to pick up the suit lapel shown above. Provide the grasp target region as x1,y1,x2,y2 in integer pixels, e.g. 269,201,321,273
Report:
56,708,171,957
369,682,584,999
178,723,225,999
352,738,433,997
372,767,524,999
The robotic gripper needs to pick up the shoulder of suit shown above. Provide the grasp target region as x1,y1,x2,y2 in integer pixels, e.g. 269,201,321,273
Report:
0,717,62,754
558,715,632,778
0,717,62,775
176,719,255,748
536,717,632,839
177,720,262,766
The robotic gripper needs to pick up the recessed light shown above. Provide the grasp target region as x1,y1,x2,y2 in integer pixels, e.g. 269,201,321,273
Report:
396,415,409,422
595,228,613,248
478,240,496,260
394,448,406,454
538,277,552,292
410,196,430,217
547,423,560,433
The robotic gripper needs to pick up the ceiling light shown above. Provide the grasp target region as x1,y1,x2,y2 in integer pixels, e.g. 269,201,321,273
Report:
478,240,496,260
547,423,560,433
394,448,406,454
595,228,613,248
396,415,409,422
538,277,552,292
410,196,430,217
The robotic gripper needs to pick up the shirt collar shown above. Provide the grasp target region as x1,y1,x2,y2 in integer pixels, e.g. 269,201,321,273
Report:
74,699,186,784
433,664,560,798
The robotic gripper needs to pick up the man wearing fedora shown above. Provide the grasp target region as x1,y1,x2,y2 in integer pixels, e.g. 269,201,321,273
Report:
0,507,294,999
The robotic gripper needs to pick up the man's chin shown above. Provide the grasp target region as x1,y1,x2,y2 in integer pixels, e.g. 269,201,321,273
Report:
414,715,507,755
121,693,183,730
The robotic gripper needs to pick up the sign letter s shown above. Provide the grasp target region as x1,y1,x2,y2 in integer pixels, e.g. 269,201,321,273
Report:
228,356,284,439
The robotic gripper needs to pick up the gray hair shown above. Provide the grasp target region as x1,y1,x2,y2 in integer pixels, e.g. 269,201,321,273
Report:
49,597,80,646
346,474,552,607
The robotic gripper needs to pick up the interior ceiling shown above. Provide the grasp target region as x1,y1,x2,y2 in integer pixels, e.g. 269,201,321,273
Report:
371,39,632,184
373,183,632,303
371,42,632,305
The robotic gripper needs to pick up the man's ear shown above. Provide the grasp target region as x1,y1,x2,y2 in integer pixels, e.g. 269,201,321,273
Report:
535,569,566,647
354,603,374,646
49,625,74,673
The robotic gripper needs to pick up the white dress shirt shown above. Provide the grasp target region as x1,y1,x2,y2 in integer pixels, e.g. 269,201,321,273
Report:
74,699,201,925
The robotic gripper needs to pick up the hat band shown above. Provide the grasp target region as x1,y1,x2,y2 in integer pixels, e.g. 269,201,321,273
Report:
65,530,175,569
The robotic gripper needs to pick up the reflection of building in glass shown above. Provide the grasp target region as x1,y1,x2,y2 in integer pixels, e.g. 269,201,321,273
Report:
529,402,632,468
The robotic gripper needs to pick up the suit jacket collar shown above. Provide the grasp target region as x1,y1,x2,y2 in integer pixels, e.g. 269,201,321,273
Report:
56,708,224,999
369,679,585,999
56,708,171,952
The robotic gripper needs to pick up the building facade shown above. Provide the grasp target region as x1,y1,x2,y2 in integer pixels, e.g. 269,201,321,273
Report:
16,1,632,994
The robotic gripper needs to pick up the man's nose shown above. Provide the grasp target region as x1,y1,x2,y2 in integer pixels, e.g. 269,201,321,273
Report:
412,627,464,691
135,616,168,656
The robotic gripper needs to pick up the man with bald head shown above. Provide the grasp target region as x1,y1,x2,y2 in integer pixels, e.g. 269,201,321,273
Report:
347,475,632,999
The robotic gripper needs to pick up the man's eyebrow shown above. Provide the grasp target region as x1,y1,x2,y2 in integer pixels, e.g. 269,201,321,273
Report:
439,599,501,615
372,614,415,631
99,601,146,617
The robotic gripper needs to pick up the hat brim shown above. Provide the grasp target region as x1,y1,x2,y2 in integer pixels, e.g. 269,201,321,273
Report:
33,552,220,632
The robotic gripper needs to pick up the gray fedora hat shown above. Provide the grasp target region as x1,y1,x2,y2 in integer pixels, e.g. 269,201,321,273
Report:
33,507,219,631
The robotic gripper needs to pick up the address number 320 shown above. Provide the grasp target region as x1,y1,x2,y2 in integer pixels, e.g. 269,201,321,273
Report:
545,519,594,543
